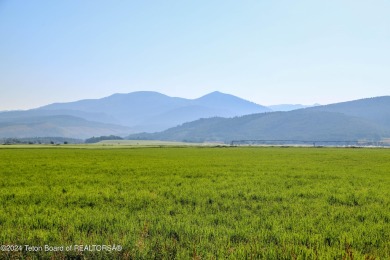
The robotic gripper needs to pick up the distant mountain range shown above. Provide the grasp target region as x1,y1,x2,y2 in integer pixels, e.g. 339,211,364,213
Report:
0,91,270,138
1,91,389,141
128,96,390,143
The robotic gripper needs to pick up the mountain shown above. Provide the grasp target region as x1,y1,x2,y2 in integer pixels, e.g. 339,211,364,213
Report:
137,91,270,131
38,91,187,127
0,91,270,138
0,109,120,125
306,96,390,128
268,103,320,111
35,91,270,132
0,115,131,139
2,92,389,141
194,91,268,115
128,96,390,143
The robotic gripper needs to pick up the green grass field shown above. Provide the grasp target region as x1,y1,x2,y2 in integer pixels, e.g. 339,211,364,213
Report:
0,147,389,259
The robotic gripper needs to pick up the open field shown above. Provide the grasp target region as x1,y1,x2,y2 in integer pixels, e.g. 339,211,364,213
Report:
0,140,225,149
96,140,224,147
0,147,389,259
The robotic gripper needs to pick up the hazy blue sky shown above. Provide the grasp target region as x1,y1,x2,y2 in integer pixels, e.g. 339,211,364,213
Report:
1,1,389,110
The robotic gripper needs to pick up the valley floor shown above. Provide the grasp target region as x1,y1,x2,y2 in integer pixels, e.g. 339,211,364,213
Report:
0,147,389,258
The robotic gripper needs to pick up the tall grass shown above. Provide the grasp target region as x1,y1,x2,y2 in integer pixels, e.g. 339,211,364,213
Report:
0,147,389,258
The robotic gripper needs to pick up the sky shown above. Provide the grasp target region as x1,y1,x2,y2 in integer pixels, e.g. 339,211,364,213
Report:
0,0,389,110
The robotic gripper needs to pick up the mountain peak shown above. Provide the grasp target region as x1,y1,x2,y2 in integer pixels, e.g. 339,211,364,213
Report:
194,91,270,114
197,91,247,100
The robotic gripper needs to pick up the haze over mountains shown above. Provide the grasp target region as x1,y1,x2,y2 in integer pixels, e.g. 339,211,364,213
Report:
0,91,389,142
0,91,270,138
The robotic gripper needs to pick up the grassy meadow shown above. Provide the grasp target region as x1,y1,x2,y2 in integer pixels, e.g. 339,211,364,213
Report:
0,146,389,259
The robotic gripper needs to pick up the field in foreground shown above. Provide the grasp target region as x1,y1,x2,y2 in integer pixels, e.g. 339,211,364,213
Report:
0,147,389,259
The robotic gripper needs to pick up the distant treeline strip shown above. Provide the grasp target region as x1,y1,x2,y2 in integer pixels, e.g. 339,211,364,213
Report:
1,137,83,145
230,139,390,147
1,135,125,145
84,135,123,143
